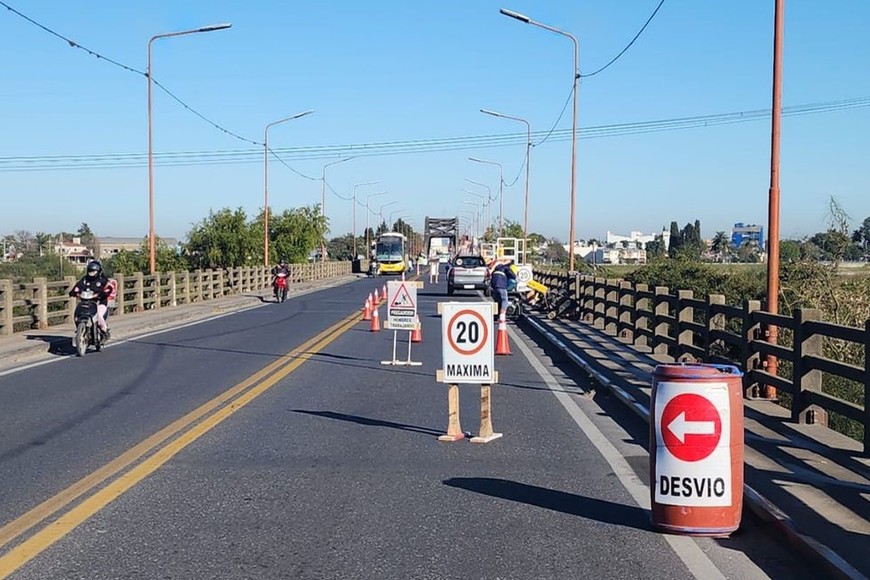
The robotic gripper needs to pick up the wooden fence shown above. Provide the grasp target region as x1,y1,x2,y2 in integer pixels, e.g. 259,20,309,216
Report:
0,262,353,336
535,271,869,454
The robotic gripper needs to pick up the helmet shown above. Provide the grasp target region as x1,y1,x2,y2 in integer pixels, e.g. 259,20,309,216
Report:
86,260,102,278
279,258,287,266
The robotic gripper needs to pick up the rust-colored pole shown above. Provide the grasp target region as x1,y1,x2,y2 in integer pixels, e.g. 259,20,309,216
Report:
764,0,785,399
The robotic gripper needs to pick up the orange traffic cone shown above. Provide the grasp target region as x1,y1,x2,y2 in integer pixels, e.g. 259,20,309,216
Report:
370,304,381,332
495,315,511,355
381,283,386,298
411,315,422,343
374,288,380,303
362,296,372,321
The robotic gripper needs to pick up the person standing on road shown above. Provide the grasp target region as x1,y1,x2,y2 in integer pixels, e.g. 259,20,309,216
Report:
429,259,439,284
489,259,516,319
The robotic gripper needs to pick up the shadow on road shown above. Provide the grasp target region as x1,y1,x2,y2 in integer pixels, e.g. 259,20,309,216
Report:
443,477,651,532
290,409,442,437
26,334,75,356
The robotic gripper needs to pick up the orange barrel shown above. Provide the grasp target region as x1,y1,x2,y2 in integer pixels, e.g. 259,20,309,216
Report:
649,363,744,536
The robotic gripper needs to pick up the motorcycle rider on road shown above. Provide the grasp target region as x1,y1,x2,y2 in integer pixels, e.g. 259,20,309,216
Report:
271,258,290,291
69,260,113,340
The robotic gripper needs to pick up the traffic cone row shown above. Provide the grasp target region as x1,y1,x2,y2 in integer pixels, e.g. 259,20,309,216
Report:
495,314,511,356
411,315,422,343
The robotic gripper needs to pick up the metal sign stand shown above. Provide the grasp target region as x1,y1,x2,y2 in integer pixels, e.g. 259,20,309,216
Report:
381,327,422,366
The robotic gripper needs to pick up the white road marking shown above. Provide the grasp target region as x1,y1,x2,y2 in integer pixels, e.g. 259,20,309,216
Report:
510,326,729,580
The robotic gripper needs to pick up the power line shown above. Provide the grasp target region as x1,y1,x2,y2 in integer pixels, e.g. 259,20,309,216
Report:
0,1,262,147
534,85,574,147
267,147,318,180
580,0,667,78
1,96,868,171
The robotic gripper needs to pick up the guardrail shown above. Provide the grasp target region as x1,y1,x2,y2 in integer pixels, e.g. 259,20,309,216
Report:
534,271,869,454
0,262,353,336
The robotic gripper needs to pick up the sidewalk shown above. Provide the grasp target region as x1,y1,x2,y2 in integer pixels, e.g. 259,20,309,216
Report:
0,275,361,374
521,311,870,580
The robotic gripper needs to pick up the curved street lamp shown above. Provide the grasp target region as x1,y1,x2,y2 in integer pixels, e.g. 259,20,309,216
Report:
320,156,355,261
499,8,578,271
263,110,315,265
147,22,232,274
352,181,380,257
468,157,504,238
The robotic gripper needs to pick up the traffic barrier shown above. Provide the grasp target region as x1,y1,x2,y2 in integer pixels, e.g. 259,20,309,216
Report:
370,304,381,332
362,296,372,321
649,363,744,536
495,315,511,356
411,315,422,343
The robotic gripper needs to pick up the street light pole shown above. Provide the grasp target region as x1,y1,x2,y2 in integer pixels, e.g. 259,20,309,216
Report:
263,110,315,266
147,22,232,274
468,157,503,241
320,156,354,262
764,0,785,398
461,189,486,239
499,8,577,271
368,196,392,256
352,182,379,258
464,178,492,235
479,109,531,242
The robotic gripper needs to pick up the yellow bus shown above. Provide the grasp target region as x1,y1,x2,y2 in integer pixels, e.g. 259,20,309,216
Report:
375,232,408,275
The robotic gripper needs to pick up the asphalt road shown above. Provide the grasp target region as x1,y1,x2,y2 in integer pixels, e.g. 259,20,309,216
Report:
0,273,825,579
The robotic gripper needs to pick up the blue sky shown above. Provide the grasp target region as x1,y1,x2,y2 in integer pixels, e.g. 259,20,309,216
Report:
1,0,868,244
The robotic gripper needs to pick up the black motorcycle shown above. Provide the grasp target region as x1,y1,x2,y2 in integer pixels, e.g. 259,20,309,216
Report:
72,289,103,356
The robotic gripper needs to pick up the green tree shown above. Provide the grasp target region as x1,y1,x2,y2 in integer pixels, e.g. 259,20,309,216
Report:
187,207,259,269
77,223,95,247
500,219,524,240
527,232,546,246
103,236,185,275
668,221,681,255
543,240,568,265
779,239,802,263
270,205,328,264
852,216,870,257
326,234,356,261
711,231,730,260
645,236,667,262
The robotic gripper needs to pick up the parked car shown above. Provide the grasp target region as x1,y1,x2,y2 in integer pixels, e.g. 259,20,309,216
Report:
447,254,491,296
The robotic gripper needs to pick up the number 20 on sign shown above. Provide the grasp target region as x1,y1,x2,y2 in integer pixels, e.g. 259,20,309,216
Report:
439,302,495,384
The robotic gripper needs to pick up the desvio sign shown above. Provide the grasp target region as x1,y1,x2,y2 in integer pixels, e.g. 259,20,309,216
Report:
654,382,731,507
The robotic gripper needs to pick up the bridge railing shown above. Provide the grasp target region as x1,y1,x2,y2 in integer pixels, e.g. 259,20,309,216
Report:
534,271,868,454
0,262,353,336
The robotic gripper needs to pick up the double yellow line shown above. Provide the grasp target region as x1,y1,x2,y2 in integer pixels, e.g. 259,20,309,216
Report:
0,307,365,577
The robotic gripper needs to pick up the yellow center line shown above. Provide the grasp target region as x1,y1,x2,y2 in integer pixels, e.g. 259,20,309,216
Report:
0,309,363,578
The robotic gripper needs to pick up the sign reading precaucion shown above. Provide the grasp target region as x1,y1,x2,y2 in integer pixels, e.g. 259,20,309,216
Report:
386,281,418,330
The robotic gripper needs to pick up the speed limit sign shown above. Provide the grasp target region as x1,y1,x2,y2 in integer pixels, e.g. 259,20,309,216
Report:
515,264,533,293
439,302,496,384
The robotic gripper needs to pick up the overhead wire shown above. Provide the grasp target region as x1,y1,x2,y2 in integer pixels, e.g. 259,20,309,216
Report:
0,1,264,148
580,0,667,78
2,95,868,172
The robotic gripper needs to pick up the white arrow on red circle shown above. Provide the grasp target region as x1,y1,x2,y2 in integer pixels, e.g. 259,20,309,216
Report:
667,411,716,443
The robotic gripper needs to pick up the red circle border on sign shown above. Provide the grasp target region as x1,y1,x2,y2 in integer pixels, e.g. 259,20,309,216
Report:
447,309,489,356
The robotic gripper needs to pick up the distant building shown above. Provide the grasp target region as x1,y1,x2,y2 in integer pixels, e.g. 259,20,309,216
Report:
53,236,93,266
730,223,764,251
564,239,647,265
605,229,671,250
95,237,178,259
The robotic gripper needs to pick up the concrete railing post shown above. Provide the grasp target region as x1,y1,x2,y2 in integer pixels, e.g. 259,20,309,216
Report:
618,281,633,341
0,279,13,336
677,289,694,361
741,300,762,397
792,308,827,426
152,273,161,310
33,277,49,329
706,294,726,361
64,276,77,323
653,286,670,355
168,272,177,307
217,269,225,298
634,283,649,349
135,272,145,312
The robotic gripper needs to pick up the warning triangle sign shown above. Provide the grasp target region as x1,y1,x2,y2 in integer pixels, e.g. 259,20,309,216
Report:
390,283,415,308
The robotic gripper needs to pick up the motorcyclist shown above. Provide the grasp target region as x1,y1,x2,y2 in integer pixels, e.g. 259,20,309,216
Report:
69,260,112,340
271,258,290,290
489,258,516,319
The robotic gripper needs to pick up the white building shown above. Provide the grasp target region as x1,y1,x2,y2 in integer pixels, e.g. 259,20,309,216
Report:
53,237,93,266
606,229,671,250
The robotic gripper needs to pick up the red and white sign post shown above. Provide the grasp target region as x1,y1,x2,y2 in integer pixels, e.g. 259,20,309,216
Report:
650,364,744,536
382,280,423,366
436,302,501,443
